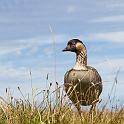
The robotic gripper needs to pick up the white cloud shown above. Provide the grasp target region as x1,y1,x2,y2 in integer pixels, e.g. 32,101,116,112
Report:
0,46,22,55
91,58,124,84
43,47,54,58
87,31,124,42
91,15,124,23
0,66,28,78
67,5,78,14
94,58,124,72
0,34,68,56
0,64,55,81
106,3,124,8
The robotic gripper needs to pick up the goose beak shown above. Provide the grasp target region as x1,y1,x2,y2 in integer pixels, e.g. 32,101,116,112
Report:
62,47,67,52
62,46,70,52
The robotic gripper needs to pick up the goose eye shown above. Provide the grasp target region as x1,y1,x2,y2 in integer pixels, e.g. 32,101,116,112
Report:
67,41,75,47
72,41,76,45
72,42,76,46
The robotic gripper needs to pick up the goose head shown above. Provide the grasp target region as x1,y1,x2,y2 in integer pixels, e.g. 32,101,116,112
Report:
62,39,87,54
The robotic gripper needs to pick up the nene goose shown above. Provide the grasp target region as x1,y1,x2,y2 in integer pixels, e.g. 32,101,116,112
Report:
63,39,102,112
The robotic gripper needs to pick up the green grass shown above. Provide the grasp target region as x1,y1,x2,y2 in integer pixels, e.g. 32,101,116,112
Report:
0,82,124,124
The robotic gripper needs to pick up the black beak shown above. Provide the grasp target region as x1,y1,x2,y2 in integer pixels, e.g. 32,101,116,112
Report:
62,46,70,52
62,47,67,52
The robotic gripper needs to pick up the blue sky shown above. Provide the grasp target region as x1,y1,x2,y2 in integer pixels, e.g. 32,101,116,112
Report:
0,0,124,105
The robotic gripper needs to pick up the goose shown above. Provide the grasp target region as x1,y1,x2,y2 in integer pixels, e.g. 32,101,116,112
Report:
62,39,102,112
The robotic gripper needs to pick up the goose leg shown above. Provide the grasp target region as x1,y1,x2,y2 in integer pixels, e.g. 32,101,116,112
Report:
90,104,96,113
75,103,84,124
89,104,96,124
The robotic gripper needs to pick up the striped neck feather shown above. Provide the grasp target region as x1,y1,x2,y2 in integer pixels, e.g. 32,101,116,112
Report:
73,52,87,70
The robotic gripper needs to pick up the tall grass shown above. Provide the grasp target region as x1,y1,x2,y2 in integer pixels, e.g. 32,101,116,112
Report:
0,79,124,124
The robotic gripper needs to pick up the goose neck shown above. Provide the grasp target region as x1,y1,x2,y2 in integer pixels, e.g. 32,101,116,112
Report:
73,51,87,70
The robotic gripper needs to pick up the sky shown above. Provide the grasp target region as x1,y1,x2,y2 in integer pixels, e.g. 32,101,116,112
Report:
0,0,124,106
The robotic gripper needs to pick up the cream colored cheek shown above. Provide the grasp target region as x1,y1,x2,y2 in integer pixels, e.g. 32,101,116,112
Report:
76,43,83,51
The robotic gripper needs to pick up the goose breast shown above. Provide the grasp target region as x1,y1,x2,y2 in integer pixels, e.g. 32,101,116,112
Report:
64,66,102,105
